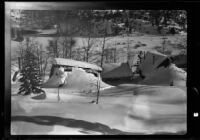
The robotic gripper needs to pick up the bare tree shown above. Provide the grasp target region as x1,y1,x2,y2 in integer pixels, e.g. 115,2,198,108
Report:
81,37,99,62
98,19,113,67
79,11,98,62
100,35,106,67
105,47,117,63
57,12,79,59
47,39,61,58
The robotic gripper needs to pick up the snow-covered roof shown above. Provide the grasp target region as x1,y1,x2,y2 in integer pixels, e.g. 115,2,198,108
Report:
101,62,133,79
129,49,167,57
38,29,57,35
52,58,102,71
167,25,182,30
102,63,121,73
147,50,167,57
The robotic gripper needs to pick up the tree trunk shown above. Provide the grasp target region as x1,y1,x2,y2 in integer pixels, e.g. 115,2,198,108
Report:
86,50,89,62
37,47,40,75
63,39,65,58
100,35,106,67
65,39,68,58
113,48,116,63
40,51,44,76
55,39,58,58
42,57,48,80
18,57,21,71
86,36,91,62
69,37,72,59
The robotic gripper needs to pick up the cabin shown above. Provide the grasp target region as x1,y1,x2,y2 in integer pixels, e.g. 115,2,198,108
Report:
138,50,168,78
101,62,133,83
101,50,168,83
49,58,102,78
43,58,109,90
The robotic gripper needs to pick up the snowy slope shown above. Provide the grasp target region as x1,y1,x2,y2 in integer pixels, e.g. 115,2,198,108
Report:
10,28,187,135
11,84,186,135
11,34,186,64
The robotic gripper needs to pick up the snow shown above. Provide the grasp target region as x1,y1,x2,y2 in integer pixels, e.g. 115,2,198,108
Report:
137,50,186,87
11,33,186,65
43,67,111,92
140,64,186,87
139,51,167,77
48,125,94,135
11,28,187,135
11,50,186,134
53,58,102,71
38,29,57,35
11,84,186,135
101,62,133,79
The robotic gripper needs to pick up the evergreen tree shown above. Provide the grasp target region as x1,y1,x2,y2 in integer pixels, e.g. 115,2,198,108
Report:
18,46,44,95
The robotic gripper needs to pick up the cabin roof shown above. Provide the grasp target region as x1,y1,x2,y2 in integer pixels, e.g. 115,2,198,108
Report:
147,50,167,57
101,62,133,79
52,58,102,71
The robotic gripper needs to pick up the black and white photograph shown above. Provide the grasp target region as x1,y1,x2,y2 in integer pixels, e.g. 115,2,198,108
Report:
7,2,187,135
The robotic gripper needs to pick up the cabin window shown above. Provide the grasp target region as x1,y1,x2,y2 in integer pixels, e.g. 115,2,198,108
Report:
84,68,98,77
64,67,72,72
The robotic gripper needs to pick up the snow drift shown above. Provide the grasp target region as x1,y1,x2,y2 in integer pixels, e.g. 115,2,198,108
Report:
138,51,186,86
11,84,186,135
140,64,186,86
42,67,67,88
42,67,111,92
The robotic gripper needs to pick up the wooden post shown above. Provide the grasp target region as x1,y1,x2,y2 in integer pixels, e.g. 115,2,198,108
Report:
96,73,101,104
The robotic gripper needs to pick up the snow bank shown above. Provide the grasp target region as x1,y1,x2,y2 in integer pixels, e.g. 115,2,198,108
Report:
43,67,111,92
138,51,186,86
66,68,110,92
140,64,186,86
42,67,67,88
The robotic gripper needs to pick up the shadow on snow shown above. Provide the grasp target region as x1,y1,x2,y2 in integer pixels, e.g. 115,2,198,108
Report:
12,115,132,135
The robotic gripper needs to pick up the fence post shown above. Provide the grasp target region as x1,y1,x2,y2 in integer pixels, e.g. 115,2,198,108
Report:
96,73,101,104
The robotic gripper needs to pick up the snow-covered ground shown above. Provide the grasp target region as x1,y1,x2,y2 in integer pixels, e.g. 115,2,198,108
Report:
11,30,187,135
11,82,186,135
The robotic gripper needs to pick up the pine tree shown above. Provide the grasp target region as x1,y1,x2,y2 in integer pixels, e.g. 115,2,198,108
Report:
18,47,44,95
